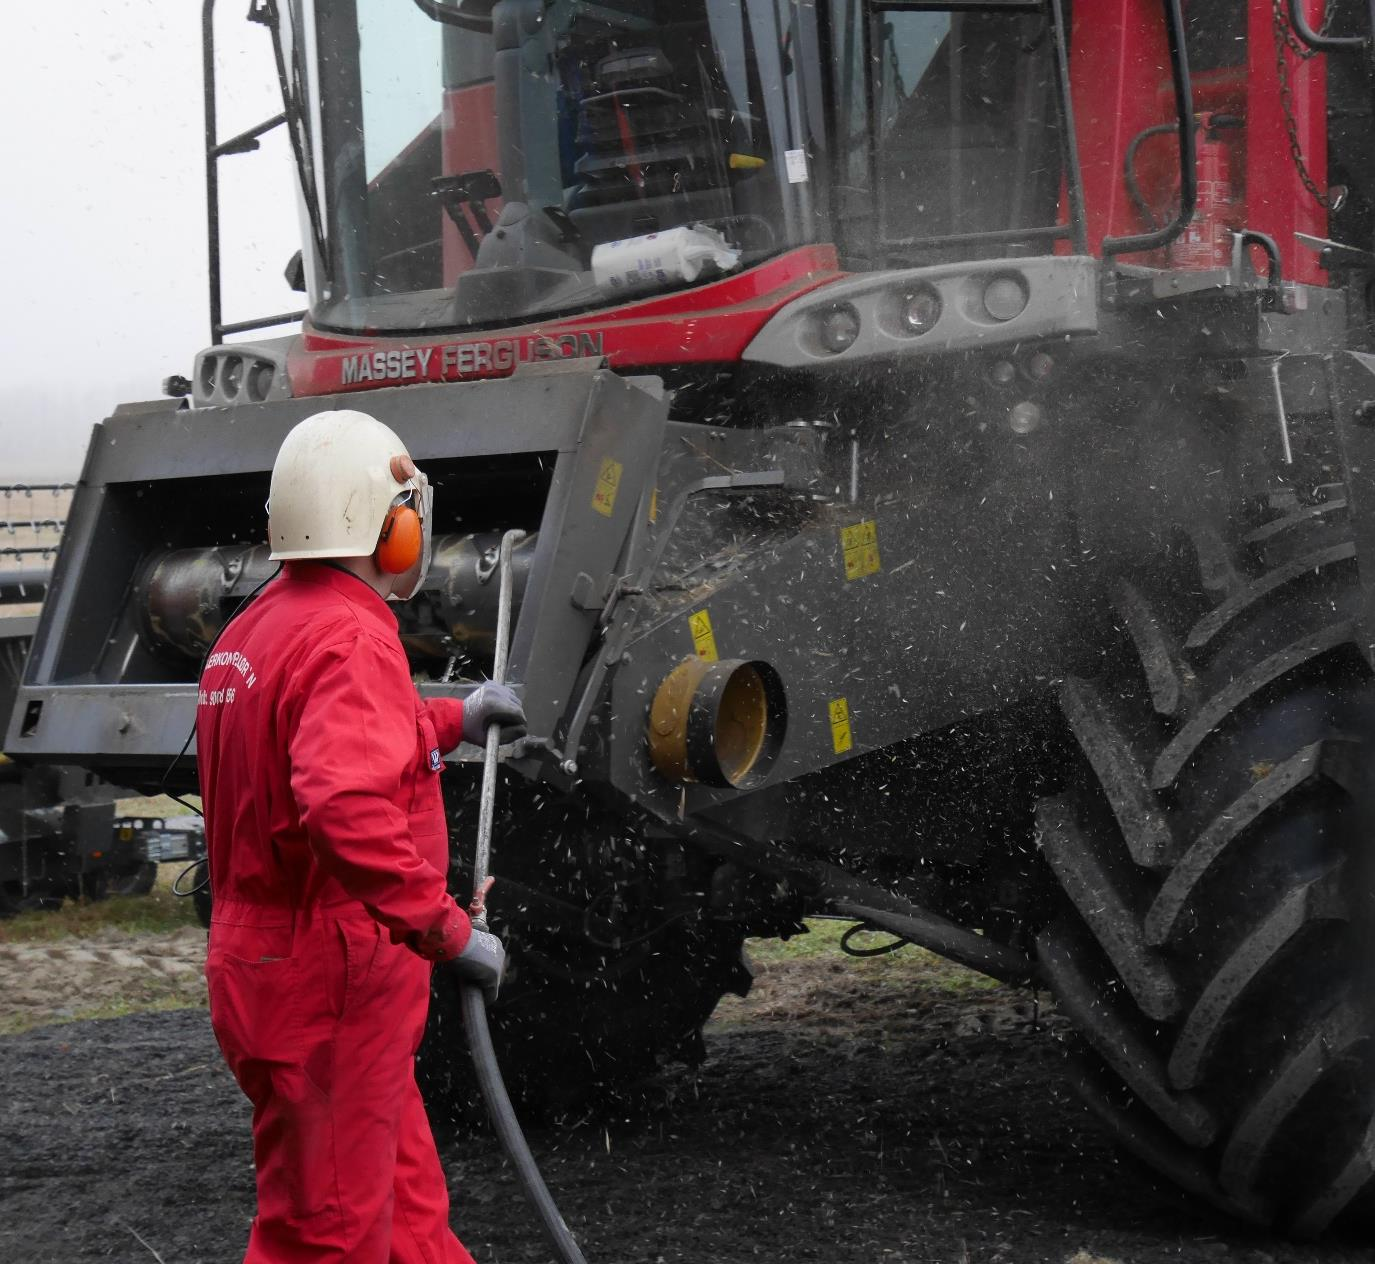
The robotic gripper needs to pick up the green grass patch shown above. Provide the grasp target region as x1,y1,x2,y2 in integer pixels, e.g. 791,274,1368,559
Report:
0,993,203,1038
114,793,200,818
0,867,200,944
746,917,856,961
711,918,1009,1033
747,918,1002,994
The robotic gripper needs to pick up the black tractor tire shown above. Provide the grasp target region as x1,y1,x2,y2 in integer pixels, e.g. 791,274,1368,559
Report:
77,869,110,903
1037,497,1375,1236
0,880,65,915
0,882,22,918
107,861,158,897
418,775,753,1125
420,915,751,1126
190,860,213,929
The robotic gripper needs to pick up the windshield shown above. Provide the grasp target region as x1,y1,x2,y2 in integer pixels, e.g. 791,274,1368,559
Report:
305,0,827,333
832,2,1069,265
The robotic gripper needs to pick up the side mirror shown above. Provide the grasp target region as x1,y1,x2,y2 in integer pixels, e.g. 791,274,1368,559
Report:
283,250,306,293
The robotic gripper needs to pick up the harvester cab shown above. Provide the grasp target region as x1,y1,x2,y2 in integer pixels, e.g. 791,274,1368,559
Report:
11,0,1375,1238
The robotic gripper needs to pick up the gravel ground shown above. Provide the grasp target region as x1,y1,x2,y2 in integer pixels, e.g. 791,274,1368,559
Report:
3,946,1374,1264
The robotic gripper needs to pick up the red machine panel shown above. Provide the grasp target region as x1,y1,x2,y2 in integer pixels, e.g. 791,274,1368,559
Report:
1068,0,1328,286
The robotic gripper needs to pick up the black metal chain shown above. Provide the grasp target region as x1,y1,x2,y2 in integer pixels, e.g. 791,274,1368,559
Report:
1272,0,1335,208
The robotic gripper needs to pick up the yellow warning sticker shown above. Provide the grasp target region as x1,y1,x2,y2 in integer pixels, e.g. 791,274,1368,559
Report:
689,609,719,662
828,697,853,754
840,520,881,581
591,456,624,517
649,486,659,523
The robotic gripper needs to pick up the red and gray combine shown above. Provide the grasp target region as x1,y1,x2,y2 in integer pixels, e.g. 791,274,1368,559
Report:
7,0,1375,1238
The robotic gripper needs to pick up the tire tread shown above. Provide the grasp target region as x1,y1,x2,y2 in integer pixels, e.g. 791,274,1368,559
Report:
1036,796,1179,1022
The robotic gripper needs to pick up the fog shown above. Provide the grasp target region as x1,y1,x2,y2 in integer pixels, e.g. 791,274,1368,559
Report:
0,4,302,482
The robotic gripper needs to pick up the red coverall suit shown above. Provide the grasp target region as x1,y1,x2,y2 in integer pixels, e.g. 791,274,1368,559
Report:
196,561,477,1264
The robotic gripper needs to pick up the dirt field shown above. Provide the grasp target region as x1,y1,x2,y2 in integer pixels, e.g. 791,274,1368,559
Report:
1,922,1371,1264
0,862,205,1036
0,925,206,1033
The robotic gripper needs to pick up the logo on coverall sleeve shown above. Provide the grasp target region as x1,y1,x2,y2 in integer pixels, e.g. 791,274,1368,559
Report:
429,748,443,771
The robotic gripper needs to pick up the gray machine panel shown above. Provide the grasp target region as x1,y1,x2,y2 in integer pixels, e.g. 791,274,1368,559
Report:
5,369,670,777
742,256,1099,368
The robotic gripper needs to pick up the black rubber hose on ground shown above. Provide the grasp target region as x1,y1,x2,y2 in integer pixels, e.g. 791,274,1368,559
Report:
460,989,588,1263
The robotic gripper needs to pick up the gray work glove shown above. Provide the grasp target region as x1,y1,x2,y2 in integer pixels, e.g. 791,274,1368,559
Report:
448,927,506,1002
462,681,527,745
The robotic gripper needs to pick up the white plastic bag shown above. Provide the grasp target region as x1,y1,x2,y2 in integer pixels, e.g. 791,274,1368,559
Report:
591,224,740,296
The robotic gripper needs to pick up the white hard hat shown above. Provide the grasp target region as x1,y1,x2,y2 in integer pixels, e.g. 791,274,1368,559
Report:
268,410,411,560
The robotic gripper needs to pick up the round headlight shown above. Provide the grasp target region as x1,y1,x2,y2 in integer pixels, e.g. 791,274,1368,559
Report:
222,355,245,399
1009,401,1044,434
816,305,860,354
983,275,1029,322
901,286,942,336
247,360,276,403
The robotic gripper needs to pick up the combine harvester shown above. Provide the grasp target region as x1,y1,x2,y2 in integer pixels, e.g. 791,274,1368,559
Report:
9,0,1375,1235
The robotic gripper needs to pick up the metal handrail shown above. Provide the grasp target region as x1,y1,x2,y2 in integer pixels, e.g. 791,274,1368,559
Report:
0,484,74,497
203,0,322,345
1287,0,1368,51
1102,0,1195,258
0,523,65,536
0,566,51,595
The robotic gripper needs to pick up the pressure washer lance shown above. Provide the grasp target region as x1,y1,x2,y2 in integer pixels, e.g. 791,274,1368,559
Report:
459,527,589,1264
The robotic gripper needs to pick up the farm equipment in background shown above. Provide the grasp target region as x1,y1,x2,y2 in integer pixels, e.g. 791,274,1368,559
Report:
0,488,205,913
11,0,1375,1236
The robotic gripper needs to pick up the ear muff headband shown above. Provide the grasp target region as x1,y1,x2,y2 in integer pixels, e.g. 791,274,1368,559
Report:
377,504,423,574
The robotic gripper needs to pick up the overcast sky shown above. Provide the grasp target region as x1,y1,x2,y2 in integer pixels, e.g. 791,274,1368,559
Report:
0,4,302,482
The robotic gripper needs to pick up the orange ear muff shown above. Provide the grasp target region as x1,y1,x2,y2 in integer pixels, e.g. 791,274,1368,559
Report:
377,504,423,575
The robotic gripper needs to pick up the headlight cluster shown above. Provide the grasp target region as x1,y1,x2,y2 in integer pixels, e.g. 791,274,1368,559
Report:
805,272,1036,357
983,348,1056,435
195,351,280,405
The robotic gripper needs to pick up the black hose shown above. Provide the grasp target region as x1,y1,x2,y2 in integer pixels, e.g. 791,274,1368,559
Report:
460,989,589,1264
1236,228,1285,308
1103,0,1196,257
461,527,588,1264
1122,114,1243,241
173,859,210,897
829,899,1035,985
840,921,908,958
1123,122,1178,234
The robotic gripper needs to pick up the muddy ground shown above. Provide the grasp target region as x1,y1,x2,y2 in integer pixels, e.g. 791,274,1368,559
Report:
2,934,1373,1264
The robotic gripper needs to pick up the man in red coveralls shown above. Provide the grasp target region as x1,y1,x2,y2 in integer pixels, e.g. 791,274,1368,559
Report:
196,409,526,1263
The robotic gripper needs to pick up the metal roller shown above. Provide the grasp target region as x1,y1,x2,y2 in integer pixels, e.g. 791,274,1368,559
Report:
135,533,538,662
